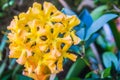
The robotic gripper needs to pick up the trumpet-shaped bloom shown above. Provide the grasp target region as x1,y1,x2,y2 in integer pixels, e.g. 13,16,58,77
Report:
8,2,80,80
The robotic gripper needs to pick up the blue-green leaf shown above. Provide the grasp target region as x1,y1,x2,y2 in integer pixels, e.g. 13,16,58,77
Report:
85,33,99,47
76,27,85,40
85,14,118,40
102,52,118,70
0,34,7,51
85,71,99,78
54,76,59,80
69,45,80,54
91,5,108,20
15,74,32,80
116,58,120,73
2,0,15,10
76,9,93,40
1,74,11,80
0,58,7,77
61,8,77,16
79,9,93,32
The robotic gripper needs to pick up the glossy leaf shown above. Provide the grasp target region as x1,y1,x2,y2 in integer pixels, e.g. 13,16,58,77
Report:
8,59,16,69
0,34,7,51
85,72,99,78
15,74,32,80
109,21,120,50
117,51,120,72
96,35,107,49
91,5,108,20
1,75,11,80
12,65,22,78
61,8,77,16
65,58,87,79
79,9,93,32
69,45,80,54
0,58,7,77
0,69,13,79
101,67,111,78
76,27,85,40
0,34,7,60
65,77,81,80
85,33,99,47
2,0,15,10
85,14,118,41
102,52,118,69
54,76,59,80
74,22,85,31
76,9,93,40
110,63,117,79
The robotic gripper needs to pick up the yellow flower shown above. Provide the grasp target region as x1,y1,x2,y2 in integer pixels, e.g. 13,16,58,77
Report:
7,2,80,80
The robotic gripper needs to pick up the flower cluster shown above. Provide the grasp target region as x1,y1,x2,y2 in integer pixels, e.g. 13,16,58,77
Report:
7,2,80,80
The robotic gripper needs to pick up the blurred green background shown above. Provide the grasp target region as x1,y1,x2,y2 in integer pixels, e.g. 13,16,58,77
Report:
0,0,120,80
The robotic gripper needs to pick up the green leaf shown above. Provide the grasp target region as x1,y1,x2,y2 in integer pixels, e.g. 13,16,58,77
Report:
0,12,5,18
0,34,7,60
108,21,120,50
1,70,12,80
15,74,32,80
102,52,118,69
12,64,22,78
1,69,14,80
65,58,87,79
54,76,59,80
0,35,7,48
64,77,81,80
8,59,16,69
85,72,99,78
2,0,15,10
0,0,7,7
0,58,7,77
96,36,107,49
1,73,11,80
101,67,111,78
85,14,118,41
117,59,120,73
110,62,117,79
91,5,108,20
